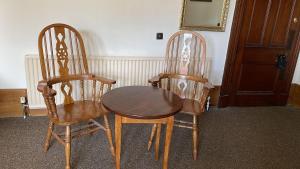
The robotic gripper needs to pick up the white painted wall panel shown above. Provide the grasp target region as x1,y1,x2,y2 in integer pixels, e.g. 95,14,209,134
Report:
0,0,299,88
293,58,300,84
0,0,235,88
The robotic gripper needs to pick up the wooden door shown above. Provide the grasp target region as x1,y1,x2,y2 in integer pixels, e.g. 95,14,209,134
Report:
220,0,300,106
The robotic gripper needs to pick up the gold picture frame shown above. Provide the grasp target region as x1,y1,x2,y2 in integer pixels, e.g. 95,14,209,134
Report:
180,0,230,32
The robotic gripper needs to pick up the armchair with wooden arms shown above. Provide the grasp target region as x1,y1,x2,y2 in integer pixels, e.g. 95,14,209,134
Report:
37,23,115,169
147,30,213,160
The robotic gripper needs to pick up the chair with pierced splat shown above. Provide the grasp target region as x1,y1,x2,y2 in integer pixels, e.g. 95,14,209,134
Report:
37,23,115,169
147,30,213,160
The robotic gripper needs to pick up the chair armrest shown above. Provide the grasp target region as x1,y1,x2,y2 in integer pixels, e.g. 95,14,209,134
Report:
197,82,214,112
148,75,160,87
204,82,214,90
41,74,116,86
43,74,94,85
90,74,116,85
37,80,58,119
37,80,57,97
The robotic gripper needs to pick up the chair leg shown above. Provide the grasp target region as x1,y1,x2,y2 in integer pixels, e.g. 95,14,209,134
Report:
88,120,95,136
192,115,199,160
65,125,71,169
147,124,157,151
155,124,161,160
103,115,115,156
44,121,54,152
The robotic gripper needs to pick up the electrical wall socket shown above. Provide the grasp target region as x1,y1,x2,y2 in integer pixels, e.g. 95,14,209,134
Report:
156,33,163,40
20,96,26,104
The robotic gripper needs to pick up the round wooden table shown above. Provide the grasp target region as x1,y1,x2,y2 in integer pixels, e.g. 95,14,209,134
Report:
102,86,183,169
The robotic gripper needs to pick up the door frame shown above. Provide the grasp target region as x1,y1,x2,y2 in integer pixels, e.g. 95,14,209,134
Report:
218,0,300,107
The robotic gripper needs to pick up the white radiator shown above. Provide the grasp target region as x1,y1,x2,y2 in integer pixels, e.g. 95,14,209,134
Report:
25,55,165,108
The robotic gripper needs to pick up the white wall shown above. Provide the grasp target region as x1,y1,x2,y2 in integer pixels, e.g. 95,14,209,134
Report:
0,0,299,88
293,58,300,84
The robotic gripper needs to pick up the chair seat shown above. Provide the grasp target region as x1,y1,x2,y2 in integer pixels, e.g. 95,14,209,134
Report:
181,99,204,115
51,100,108,125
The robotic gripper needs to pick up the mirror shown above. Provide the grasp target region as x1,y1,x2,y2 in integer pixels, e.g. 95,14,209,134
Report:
180,0,230,32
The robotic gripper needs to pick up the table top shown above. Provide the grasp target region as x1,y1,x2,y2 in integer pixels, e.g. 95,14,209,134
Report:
102,86,183,119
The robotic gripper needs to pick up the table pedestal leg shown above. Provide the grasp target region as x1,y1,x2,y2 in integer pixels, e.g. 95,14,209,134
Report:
115,115,122,169
163,116,174,169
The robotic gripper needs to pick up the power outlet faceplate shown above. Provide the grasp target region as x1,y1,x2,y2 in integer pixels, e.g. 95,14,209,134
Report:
20,96,26,104
156,33,163,40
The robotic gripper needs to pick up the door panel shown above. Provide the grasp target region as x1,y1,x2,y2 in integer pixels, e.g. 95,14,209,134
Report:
239,64,277,91
270,0,296,46
246,0,271,46
242,48,280,64
229,0,300,106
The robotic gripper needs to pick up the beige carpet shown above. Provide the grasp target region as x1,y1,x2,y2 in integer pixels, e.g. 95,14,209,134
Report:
0,106,300,169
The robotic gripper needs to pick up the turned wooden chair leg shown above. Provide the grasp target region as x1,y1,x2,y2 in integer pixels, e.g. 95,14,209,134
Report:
44,121,54,152
65,125,71,169
147,124,157,151
88,120,95,136
155,124,161,160
103,115,115,156
192,115,199,160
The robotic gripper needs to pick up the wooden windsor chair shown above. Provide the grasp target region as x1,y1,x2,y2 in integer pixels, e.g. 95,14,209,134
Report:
147,30,213,160
37,23,115,169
